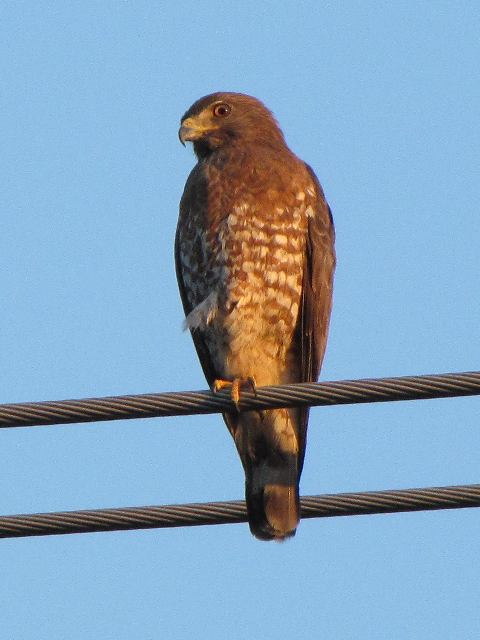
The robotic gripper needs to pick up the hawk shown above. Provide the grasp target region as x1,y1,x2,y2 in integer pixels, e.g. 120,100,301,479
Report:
175,92,335,540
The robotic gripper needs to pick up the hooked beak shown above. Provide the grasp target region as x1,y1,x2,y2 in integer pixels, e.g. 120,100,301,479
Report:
178,117,212,146
178,124,195,146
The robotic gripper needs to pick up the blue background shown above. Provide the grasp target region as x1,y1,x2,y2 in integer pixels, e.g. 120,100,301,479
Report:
1,2,479,638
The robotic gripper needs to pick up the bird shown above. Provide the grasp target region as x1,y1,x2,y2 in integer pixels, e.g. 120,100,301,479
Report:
175,92,335,540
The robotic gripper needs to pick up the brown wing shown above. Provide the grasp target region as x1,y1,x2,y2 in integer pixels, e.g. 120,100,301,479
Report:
296,163,336,472
175,171,219,387
302,164,336,382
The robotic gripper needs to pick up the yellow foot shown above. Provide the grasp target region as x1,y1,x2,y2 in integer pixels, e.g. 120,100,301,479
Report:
213,377,257,410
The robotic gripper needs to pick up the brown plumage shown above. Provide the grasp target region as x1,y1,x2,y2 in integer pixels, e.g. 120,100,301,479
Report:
175,92,335,540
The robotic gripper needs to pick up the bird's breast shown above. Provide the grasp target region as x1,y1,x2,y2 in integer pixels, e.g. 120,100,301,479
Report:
179,157,315,383
205,194,308,382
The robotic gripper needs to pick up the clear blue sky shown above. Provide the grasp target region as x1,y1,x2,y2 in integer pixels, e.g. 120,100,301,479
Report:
1,2,479,638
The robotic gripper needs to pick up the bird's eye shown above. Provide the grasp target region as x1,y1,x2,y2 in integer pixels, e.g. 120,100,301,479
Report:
213,103,231,117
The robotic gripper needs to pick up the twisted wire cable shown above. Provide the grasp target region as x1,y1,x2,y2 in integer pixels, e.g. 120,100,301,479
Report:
1,483,479,539
0,371,479,429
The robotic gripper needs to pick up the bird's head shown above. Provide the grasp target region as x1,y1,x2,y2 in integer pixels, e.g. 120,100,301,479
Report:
179,92,285,158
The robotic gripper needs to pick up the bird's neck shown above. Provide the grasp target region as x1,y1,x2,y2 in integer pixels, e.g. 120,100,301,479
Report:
195,138,292,167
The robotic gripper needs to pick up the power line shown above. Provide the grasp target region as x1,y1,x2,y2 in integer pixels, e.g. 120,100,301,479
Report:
1,483,479,539
1,371,478,540
0,370,479,429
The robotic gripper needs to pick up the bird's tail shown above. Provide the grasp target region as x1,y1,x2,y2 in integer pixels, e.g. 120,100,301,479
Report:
246,460,300,541
230,408,301,541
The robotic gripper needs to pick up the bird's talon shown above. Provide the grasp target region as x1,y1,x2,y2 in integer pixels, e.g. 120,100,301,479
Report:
246,377,257,396
231,379,241,409
212,377,255,411
213,379,231,394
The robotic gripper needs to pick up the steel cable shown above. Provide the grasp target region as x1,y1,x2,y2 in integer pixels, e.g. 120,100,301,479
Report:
1,484,479,539
0,370,479,429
